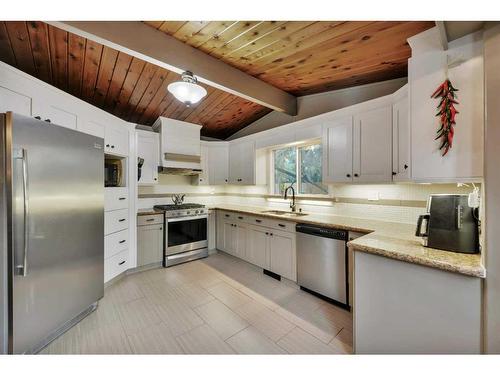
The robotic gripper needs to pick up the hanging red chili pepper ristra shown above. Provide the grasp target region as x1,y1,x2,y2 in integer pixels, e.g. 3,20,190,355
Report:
431,79,459,156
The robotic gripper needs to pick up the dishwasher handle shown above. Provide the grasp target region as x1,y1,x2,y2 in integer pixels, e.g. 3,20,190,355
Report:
296,223,347,241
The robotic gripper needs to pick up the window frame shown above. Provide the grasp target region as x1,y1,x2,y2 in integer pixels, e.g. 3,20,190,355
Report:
269,139,330,197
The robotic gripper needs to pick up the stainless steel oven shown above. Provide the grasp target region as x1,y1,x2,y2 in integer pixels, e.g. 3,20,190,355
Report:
154,204,208,267
167,215,208,255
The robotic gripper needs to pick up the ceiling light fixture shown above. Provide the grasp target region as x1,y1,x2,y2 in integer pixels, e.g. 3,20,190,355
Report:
167,71,207,107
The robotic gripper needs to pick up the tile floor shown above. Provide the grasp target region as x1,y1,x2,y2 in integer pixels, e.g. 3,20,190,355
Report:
40,252,353,354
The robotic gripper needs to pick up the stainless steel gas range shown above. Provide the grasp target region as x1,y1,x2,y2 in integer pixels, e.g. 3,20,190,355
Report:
153,203,208,267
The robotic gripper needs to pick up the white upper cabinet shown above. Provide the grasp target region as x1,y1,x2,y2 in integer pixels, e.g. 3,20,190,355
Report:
194,143,210,185
322,116,354,183
42,104,77,130
207,142,229,185
105,123,129,156
0,86,31,116
137,129,159,185
352,106,393,183
229,140,256,185
78,118,105,139
392,87,411,181
409,30,483,182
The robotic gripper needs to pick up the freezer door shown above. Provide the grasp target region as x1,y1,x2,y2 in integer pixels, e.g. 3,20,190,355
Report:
7,113,104,353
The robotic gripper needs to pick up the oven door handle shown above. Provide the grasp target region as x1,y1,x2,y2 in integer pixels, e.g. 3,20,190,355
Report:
167,214,208,223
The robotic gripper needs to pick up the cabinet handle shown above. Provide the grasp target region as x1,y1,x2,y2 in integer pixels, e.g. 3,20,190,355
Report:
118,260,126,265
278,224,285,228
111,145,115,149
119,240,126,244
270,233,273,236
238,216,243,220
404,164,408,170
159,227,162,230
44,119,51,123
354,173,359,177
34,116,41,120
154,178,157,181
392,172,397,176
256,219,262,223
199,179,203,182
225,179,228,183
225,214,230,217
119,219,126,222
346,174,351,178
146,218,155,222
119,197,126,201
106,144,110,147
265,232,269,235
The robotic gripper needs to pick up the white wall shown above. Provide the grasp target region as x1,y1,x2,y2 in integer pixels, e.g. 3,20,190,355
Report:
484,23,500,354
227,78,407,140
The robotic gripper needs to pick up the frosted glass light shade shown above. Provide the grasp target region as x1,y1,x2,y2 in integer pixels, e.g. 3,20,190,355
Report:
167,81,207,106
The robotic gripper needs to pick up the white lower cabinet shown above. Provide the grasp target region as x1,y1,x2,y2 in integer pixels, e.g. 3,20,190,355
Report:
105,229,129,259
104,187,129,211
217,211,297,281
246,225,269,269
268,230,296,281
104,249,129,282
105,209,129,235
137,221,163,267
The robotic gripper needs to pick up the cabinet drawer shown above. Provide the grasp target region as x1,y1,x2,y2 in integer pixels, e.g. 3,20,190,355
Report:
267,219,295,233
105,249,129,282
105,229,129,259
105,187,128,211
105,209,129,235
137,214,164,226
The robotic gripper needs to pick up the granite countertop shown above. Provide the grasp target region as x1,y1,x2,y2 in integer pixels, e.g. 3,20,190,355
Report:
209,204,486,279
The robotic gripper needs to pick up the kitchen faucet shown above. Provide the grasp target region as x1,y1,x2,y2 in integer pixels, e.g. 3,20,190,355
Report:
283,184,296,212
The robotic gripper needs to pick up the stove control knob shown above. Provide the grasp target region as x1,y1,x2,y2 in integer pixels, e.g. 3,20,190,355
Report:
195,210,199,214
187,211,191,215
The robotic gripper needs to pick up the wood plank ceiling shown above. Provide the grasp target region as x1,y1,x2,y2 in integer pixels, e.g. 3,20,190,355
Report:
144,21,435,95
0,21,271,139
0,21,435,139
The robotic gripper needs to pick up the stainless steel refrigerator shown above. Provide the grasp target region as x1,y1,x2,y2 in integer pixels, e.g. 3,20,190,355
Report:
1,112,104,354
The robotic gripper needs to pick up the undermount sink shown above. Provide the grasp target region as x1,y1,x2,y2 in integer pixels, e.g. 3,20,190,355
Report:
261,210,308,217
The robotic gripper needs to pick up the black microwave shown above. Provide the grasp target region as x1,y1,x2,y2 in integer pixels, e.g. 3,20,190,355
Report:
104,159,122,187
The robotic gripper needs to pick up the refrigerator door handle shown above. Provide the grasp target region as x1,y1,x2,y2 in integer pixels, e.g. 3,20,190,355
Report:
14,148,29,276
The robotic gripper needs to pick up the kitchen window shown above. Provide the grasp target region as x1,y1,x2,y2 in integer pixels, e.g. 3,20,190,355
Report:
272,142,329,196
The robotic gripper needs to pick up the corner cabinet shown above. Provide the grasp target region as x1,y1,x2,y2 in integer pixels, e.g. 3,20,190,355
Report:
322,104,392,184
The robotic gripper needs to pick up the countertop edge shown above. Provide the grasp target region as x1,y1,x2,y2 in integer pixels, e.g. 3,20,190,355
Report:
348,241,486,278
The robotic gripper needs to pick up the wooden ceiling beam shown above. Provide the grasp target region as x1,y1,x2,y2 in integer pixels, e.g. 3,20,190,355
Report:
47,21,297,115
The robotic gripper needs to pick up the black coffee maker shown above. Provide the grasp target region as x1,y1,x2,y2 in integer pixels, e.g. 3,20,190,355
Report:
415,194,479,254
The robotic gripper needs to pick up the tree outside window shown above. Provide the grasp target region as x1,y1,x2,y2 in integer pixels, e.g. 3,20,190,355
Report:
273,143,328,196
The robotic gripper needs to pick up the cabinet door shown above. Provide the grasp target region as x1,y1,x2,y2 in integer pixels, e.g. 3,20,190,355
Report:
209,144,229,185
353,106,392,183
105,125,129,156
223,222,237,256
228,143,242,184
322,117,353,183
239,141,256,185
269,230,296,281
43,105,77,130
246,225,269,269
216,212,226,250
78,119,105,139
137,224,163,267
195,144,209,185
392,96,410,181
0,86,31,115
137,131,159,185
235,224,248,260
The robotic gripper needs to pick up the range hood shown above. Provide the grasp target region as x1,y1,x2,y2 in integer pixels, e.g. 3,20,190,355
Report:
158,153,202,175
153,117,203,175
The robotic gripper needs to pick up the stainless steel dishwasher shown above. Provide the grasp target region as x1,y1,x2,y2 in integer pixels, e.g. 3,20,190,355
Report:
296,223,349,309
